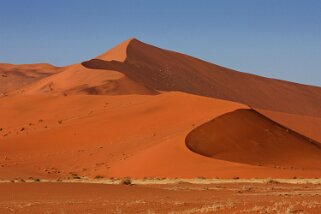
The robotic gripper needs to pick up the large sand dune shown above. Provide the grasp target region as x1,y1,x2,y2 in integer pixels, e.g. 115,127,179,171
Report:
83,38,321,117
1,38,321,179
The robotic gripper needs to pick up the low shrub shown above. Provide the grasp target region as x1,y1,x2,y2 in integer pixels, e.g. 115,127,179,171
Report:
266,178,280,184
121,177,132,185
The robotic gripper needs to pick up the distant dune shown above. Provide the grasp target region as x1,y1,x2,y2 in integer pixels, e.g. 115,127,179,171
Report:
0,38,321,179
19,63,156,95
0,63,58,94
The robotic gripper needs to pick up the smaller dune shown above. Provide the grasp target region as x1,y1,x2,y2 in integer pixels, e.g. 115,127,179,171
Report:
20,63,156,96
186,109,321,169
0,63,58,94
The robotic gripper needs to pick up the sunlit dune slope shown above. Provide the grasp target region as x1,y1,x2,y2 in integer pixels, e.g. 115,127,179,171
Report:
0,92,247,178
20,63,156,95
1,92,321,178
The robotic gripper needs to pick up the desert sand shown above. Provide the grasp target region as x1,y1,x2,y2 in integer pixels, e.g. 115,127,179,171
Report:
1,181,321,213
1,38,321,213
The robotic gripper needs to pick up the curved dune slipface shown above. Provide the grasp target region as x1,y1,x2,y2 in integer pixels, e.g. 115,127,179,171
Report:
186,109,321,169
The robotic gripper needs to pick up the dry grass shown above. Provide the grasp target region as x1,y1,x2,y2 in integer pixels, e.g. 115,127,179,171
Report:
120,177,132,185
169,200,234,214
1,180,321,213
1,178,321,185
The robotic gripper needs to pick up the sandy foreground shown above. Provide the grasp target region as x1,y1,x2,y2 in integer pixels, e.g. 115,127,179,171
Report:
0,179,321,213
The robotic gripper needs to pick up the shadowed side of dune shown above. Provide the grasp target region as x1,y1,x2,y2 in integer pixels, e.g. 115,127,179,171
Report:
185,109,321,169
82,38,321,117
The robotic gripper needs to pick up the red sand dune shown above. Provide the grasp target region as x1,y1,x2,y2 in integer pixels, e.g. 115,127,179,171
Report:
186,109,321,169
1,92,320,179
0,63,58,95
83,38,321,117
0,92,255,179
95,38,133,62
1,38,321,179
19,63,156,95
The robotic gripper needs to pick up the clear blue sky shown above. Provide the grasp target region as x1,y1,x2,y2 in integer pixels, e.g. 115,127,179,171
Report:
0,0,320,86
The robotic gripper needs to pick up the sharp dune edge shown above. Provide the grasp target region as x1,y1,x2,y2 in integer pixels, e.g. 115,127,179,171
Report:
1,38,321,179
256,108,321,143
95,37,134,62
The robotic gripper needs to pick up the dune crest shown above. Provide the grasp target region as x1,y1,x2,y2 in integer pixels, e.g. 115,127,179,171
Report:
257,109,321,143
95,38,136,62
